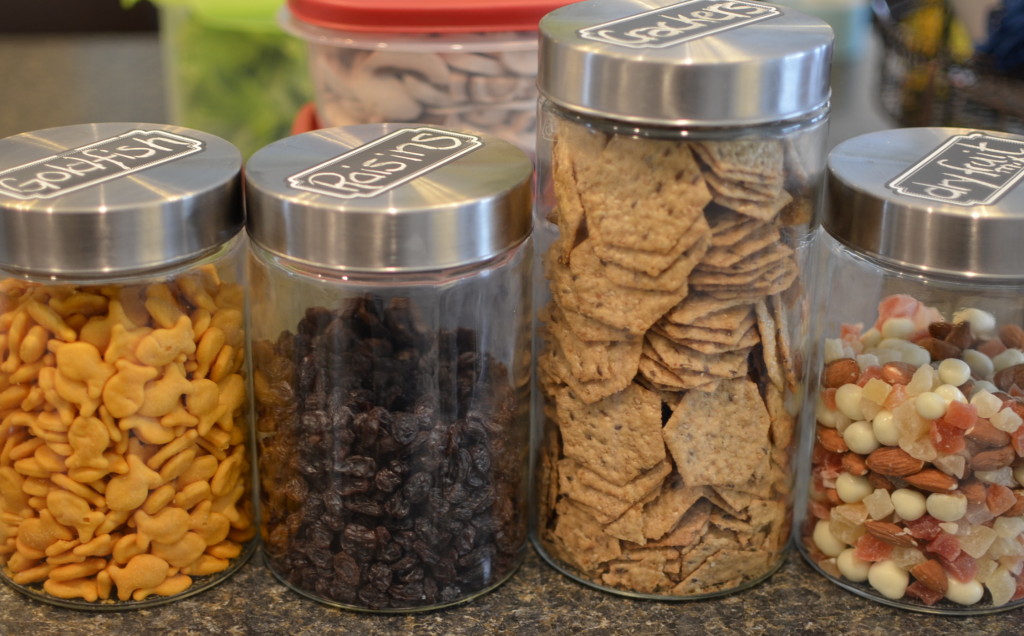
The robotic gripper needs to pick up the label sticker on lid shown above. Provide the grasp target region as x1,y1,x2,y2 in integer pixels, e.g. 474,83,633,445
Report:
888,132,1024,206
578,0,780,49
0,129,205,200
288,127,483,200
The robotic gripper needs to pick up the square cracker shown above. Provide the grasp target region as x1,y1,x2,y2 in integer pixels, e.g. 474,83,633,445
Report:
663,293,751,325
551,498,623,572
754,298,785,391
641,474,706,541
712,187,793,222
557,457,670,524
601,552,675,594
662,378,771,488
692,139,785,182
576,136,711,252
554,383,666,487
645,331,748,379
603,234,709,293
638,354,717,391
542,345,633,405
549,239,686,336
546,304,642,384
594,214,712,277
677,548,773,592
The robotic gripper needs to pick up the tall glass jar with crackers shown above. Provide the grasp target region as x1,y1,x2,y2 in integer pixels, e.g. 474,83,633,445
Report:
531,0,833,598
801,127,1024,614
0,123,255,608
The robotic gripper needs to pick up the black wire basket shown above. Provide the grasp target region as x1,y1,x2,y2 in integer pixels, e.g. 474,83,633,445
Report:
873,0,1024,134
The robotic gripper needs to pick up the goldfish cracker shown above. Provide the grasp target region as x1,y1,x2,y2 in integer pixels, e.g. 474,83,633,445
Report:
0,275,252,606
107,553,170,601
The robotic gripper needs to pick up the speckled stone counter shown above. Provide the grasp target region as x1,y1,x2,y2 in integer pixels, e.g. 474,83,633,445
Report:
1,548,1020,635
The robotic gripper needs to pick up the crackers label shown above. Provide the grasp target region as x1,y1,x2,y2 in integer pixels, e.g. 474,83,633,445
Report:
287,127,482,200
578,1,780,50
888,132,1024,207
0,129,204,200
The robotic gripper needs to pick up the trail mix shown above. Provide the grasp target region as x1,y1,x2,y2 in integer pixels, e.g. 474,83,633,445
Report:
254,295,526,610
805,294,1024,608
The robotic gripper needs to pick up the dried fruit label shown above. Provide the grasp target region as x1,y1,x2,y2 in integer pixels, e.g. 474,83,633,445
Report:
888,132,1024,206
577,0,780,49
287,127,483,200
0,129,204,200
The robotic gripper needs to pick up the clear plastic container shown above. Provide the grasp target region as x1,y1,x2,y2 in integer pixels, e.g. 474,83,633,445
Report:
800,127,1024,614
531,0,833,599
279,0,574,155
149,0,313,156
0,123,255,608
245,123,534,611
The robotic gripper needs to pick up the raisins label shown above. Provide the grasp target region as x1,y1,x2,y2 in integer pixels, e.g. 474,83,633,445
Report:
888,132,1024,206
287,127,483,201
0,129,204,200
577,0,780,49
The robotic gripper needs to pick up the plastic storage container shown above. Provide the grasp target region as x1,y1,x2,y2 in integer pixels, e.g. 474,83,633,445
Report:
148,0,312,156
279,0,574,155
800,127,1024,614
531,0,833,599
245,124,534,611
0,123,255,608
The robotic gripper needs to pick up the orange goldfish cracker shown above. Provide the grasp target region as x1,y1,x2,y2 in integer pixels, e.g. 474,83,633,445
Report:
50,473,104,508
177,455,218,488
111,534,146,565
108,553,170,601
73,533,115,558
174,480,212,510
133,573,192,601
104,454,162,512
44,539,79,558
49,557,106,581
12,563,52,585
182,554,230,577
142,484,177,516
189,502,230,546
152,532,206,568
145,430,198,471
135,315,195,367
158,448,197,484
47,489,103,544
134,507,190,548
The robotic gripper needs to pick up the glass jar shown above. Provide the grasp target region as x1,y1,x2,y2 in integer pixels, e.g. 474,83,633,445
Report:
0,123,254,608
245,124,534,612
279,0,575,156
531,0,833,599
800,127,1024,614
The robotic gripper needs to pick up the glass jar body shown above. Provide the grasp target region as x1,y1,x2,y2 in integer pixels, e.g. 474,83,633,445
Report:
799,229,1024,614
0,234,256,609
249,239,533,612
530,98,830,598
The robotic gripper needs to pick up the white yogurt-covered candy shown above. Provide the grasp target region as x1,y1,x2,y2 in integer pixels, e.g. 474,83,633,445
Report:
953,307,996,340
871,410,900,446
842,420,879,455
915,391,948,420
926,492,967,522
836,472,874,503
992,348,1024,373
837,548,871,582
812,519,845,557
867,560,909,600
961,348,994,381
945,577,985,605
834,383,865,421
890,488,927,521
937,358,971,387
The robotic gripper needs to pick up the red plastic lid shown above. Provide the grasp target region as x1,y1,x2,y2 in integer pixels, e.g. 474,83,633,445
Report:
287,0,570,33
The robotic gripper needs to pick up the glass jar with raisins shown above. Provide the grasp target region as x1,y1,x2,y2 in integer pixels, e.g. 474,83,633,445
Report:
244,124,534,612
800,127,1024,614
531,0,832,599
0,123,255,609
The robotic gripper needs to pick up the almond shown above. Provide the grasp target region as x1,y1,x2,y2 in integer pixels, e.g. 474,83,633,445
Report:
999,324,1024,350
917,337,962,361
966,419,1011,448
822,358,860,389
880,361,917,385
993,363,1024,393
817,426,848,453
903,468,959,493
865,447,924,477
842,452,868,477
865,519,917,548
867,471,895,491
970,445,1017,471
910,559,948,594
943,322,973,350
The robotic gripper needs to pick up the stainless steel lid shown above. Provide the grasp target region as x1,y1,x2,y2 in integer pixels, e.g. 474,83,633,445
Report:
538,0,833,126
244,124,533,272
0,123,243,277
826,127,1024,279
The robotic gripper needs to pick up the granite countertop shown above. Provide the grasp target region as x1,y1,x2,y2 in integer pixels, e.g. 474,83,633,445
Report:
2,547,1021,635
2,28,1016,636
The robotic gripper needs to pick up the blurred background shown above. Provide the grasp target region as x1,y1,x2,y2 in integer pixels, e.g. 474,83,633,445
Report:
2,1,1022,155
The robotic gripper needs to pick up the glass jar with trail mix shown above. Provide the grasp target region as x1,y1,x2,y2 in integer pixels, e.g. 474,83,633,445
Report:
531,0,833,599
800,127,1024,614
245,124,533,612
0,123,254,608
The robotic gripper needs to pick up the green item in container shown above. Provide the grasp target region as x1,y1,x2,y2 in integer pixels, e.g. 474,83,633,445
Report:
125,0,312,156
